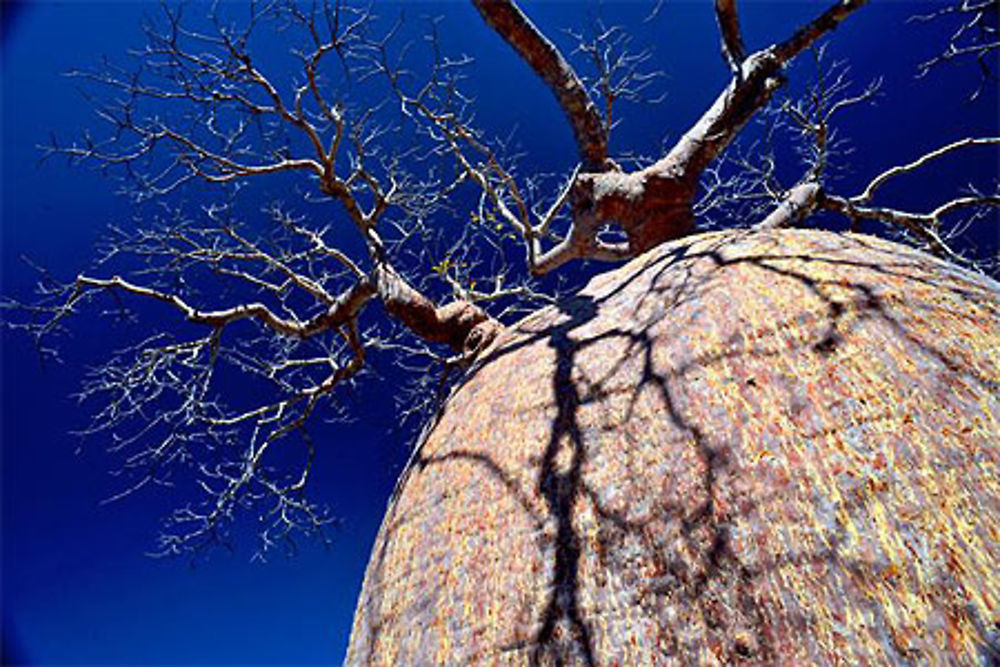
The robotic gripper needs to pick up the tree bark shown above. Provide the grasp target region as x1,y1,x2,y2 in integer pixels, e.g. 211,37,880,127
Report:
372,262,502,356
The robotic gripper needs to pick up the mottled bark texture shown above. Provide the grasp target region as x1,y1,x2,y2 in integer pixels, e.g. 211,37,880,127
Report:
348,228,1000,665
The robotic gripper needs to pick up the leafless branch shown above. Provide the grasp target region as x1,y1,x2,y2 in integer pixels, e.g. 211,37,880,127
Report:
740,46,998,267
743,46,879,231
913,0,999,99
714,0,746,73
856,136,1000,204
471,0,608,169
566,20,666,136
821,138,1000,265
463,0,868,272
9,0,997,558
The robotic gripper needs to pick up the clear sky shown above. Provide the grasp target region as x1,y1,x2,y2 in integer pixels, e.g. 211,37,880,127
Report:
2,1,997,664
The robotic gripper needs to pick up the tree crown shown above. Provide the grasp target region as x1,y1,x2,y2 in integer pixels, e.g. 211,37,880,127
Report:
4,0,998,557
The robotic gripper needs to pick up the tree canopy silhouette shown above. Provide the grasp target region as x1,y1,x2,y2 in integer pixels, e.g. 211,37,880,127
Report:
5,0,998,557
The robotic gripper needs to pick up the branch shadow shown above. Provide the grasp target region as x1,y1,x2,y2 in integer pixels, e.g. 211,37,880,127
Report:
349,230,1000,664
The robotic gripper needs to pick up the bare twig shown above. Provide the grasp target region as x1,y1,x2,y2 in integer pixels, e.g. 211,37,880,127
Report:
913,0,999,99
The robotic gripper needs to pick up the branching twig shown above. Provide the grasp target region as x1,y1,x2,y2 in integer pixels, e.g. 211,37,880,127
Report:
913,0,999,99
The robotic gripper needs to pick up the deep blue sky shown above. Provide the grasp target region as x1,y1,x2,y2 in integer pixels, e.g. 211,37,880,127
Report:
2,2,997,665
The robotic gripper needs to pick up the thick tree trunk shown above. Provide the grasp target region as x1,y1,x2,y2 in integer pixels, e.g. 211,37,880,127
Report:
348,228,1000,665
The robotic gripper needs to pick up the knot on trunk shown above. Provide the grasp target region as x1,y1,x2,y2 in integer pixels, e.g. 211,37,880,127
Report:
373,262,504,356
464,318,504,357
573,169,697,255
435,301,503,355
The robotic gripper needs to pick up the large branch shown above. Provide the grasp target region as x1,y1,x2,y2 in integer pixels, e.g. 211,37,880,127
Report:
372,262,500,355
527,1,868,271
364,227,503,356
70,275,375,339
398,1,866,276
754,181,823,230
73,261,502,359
665,0,868,179
472,0,607,169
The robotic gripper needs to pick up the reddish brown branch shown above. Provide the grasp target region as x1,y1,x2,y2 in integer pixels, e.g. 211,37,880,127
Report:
372,261,502,356
714,0,747,71
472,0,607,169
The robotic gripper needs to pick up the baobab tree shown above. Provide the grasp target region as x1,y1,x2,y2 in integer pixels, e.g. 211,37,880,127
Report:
5,0,998,560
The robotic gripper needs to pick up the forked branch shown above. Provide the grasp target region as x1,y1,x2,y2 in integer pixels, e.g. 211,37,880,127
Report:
11,0,996,558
